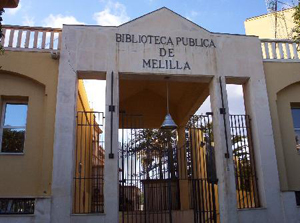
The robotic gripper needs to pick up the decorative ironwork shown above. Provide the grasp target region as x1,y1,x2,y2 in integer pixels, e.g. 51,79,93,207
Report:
230,115,260,209
119,113,219,223
73,111,105,214
118,112,259,222
0,198,35,214
185,114,219,223
119,113,179,223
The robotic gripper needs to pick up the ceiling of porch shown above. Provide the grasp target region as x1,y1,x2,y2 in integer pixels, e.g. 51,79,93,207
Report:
119,77,211,128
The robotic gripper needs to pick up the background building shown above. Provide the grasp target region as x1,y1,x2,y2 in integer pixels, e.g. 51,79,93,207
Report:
245,6,300,208
245,7,296,39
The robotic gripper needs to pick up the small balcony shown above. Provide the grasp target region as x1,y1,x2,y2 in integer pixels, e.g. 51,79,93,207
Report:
1,25,62,52
260,39,300,61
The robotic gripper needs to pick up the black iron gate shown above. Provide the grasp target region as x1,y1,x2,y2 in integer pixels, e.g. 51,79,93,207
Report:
185,114,219,223
119,112,179,223
119,112,219,223
73,111,105,214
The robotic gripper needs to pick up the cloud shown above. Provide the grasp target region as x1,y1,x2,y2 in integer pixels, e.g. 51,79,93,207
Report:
227,84,244,98
93,1,130,26
197,85,245,115
186,10,200,21
6,3,22,15
43,14,84,28
191,11,199,17
83,80,106,113
22,15,35,26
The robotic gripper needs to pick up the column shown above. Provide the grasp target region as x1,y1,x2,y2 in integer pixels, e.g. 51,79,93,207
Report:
103,70,119,223
209,76,238,223
51,29,78,223
243,78,284,223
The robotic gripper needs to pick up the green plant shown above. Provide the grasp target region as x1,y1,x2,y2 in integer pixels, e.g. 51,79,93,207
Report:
293,2,300,49
0,8,4,55
126,128,177,179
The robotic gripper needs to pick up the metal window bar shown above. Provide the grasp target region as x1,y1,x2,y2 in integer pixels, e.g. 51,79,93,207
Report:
229,115,260,209
73,111,105,214
0,198,35,215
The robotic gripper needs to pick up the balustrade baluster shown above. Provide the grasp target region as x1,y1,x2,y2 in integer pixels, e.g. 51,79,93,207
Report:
278,43,284,59
33,31,38,48
8,29,15,47
16,30,23,48
25,30,31,48
271,42,277,59
264,42,270,59
285,43,291,59
50,32,54,50
41,31,46,49
292,43,299,59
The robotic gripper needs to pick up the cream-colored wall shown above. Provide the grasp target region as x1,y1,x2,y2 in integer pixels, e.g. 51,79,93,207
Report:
245,8,296,39
74,80,105,213
77,80,92,113
74,80,93,213
263,61,300,191
0,51,59,196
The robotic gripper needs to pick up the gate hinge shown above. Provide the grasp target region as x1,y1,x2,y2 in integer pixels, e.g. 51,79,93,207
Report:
219,108,226,115
109,153,114,159
109,105,115,112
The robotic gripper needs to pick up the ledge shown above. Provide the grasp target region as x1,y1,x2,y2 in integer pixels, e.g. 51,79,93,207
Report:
0,152,24,156
263,59,300,63
71,213,106,216
4,48,59,53
237,207,267,212
0,214,34,217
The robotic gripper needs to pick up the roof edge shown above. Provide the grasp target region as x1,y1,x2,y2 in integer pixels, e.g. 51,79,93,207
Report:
245,7,295,22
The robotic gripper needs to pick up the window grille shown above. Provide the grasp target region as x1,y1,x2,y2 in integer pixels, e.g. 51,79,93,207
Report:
73,111,105,214
230,115,260,209
0,198,35,214
296,191,300,206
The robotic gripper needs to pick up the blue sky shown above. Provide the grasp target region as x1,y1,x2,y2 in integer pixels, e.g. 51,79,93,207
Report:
2,0,295,115
3,0,270,34
4,104,27,127
3,0,266,115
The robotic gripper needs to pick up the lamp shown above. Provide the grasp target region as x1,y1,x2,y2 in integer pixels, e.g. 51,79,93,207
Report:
161,78,177,130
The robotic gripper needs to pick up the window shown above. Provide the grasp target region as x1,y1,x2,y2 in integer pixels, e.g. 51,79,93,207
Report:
296,191,300,206
0,102,28,153
0,198,35,214
291,107,300,153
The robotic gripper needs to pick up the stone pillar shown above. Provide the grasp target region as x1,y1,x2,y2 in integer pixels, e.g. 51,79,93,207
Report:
177,125,189,210
209,76,238,223
51,28,78,223
243,78,285,223
103,70,119,223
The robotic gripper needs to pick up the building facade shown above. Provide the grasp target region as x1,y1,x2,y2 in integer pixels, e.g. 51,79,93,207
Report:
0,7,299,223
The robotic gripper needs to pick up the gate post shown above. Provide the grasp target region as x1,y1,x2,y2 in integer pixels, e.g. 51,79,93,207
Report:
209,76,238,223
104,70,119,223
